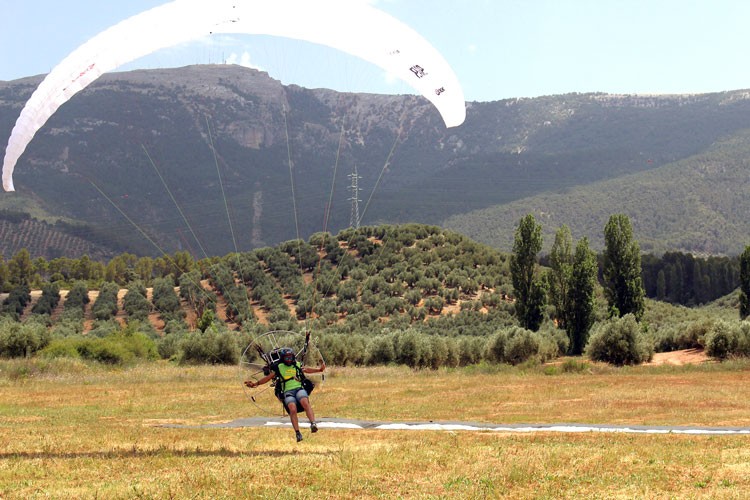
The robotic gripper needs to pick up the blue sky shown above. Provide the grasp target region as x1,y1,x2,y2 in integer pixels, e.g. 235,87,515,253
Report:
2,0,750,102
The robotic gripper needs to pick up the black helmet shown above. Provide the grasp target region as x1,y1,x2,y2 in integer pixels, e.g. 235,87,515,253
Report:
280,347,295,365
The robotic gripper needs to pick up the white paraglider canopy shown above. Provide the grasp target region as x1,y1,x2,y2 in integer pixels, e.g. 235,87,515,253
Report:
2,0,465,192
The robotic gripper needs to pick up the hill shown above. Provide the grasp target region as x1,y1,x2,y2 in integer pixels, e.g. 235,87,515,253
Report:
446,128,750,255
3,66,750,258
1,225,517,338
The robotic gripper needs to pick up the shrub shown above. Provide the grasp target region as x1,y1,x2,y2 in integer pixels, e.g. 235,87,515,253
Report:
86,320,121,338
50,318,84,338
0,319,51,357
458,336,485,366
39,339,82,360
444,337,461,368
364,335,396,365
427,336,450,369
318,333,366,366
585,314,653,366
32,283,61,316
156,332,186,360
394,329,432,369
503,328,539,365
92,282,119,321
536,329,567,363
62,282,89,320
560,359,591,373
737,322,750,357
705,320,740,360
124,285,151,321
42,332,157,365
76,337,133,365
484,330,508,363
653,319,714,352
537,326,570,358
178,329,239,365
2,285,31,319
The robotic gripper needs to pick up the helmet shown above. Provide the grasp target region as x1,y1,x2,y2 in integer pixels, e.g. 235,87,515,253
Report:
280,347,295,365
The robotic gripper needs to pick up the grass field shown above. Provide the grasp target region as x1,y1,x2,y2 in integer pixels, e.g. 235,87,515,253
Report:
1,358,750,498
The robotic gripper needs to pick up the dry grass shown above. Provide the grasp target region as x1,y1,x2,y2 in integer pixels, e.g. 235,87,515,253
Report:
1,359,750,498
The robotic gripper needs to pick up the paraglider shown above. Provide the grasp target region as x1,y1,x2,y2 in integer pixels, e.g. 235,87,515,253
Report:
243,332,325,442
2,0,466,192
240,330,326,434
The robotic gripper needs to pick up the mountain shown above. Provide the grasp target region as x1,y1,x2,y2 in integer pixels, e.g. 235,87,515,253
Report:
2,65,750,259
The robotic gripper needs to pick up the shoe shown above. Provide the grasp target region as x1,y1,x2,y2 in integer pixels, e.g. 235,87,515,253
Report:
296,431,303,442
310,422,318,433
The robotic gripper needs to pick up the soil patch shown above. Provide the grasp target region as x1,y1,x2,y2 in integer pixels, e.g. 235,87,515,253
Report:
647,348,711,366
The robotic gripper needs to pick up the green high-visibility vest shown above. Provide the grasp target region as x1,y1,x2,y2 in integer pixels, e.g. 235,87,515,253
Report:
276,361,302,392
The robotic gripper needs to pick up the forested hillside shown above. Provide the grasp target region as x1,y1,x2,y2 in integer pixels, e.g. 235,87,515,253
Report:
446,128,750,255
3,66,750,258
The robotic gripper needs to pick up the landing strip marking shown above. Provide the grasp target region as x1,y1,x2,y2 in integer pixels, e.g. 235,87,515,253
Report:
162,417,750,435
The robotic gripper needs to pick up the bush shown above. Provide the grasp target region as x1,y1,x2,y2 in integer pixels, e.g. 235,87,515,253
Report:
156,332,186,360
124,285,151,321
560,359,592,373
75,337,133,364
738,322,750,357
705,320,740,360
364,334,396,365
87,320,121,338
317,333,366,366
32,283,61,316
178,328,239,365
92,282,119,321
0,319,51,357
2,285,31,319
65,282,90,308
394,329,432,369
458,336,485,366
40,339,82,360
426,336,450,369
585,314,653,366
654,319,713,352
484,330,508,363
50,318,84,338
152,276,184,322
41,331,158,365
537,326,570,359
536,328,568,363
503,328,539,365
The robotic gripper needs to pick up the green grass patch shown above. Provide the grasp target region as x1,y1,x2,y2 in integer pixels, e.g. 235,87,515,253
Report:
1,362,750,497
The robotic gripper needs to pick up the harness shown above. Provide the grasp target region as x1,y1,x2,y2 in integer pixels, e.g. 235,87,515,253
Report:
271,361,315,414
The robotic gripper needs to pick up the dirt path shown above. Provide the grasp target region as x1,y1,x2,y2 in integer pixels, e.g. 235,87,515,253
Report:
647,348,711,366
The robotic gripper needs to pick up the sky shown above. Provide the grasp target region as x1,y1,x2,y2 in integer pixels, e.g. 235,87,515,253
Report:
3,0,750,102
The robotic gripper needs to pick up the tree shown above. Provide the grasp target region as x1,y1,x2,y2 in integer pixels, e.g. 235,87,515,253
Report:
135,256,155,284
8,248,34,287
510,214,546,331
567,237,597,355
0,257,8,292
740,245,750,320
547,225,573,331
602,214,645,321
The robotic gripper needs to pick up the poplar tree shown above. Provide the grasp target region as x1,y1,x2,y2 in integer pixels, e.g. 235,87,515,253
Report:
740,245,750,320
567,237,597,354
602,214,645,321
548,225,573,331
510,214,546,331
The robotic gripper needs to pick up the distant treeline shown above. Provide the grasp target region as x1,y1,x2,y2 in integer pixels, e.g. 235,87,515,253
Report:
641,252,739,306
